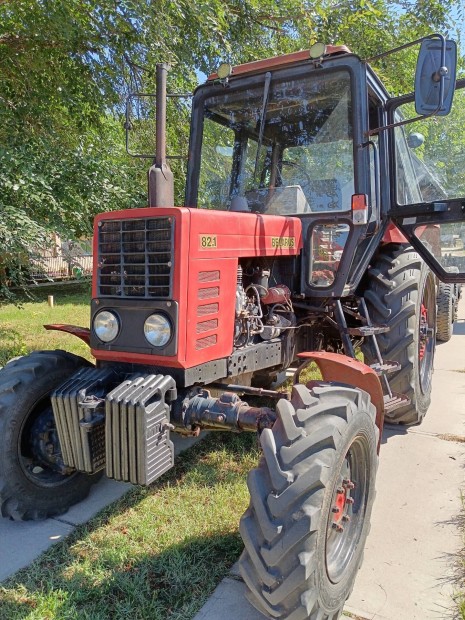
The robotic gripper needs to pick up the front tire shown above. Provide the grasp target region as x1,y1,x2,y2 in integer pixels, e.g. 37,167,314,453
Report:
0,350,102,521
239,383,378,620
362,244,436,425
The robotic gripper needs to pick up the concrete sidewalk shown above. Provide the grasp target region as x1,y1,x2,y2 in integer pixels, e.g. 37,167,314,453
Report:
194,312,465,620
0,435,201,582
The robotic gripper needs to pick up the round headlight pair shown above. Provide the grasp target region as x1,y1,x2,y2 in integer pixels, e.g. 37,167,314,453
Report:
93,310,171,347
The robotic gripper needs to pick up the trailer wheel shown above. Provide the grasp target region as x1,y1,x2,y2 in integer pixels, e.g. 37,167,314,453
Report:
0,350,101,521
436,281,454,342
362,244,436,425
239,383,378,620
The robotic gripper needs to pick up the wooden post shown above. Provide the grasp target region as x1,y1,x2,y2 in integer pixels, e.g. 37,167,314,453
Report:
48,295,54,308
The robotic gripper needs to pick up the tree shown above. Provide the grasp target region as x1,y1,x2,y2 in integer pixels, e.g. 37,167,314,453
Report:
0,0,463,297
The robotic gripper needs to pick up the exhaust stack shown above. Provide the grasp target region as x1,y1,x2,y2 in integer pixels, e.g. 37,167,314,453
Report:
148,63,174,207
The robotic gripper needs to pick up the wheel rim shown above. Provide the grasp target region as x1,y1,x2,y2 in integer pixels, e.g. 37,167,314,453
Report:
325,434,370,584
418,276,435,394
19,398,77,487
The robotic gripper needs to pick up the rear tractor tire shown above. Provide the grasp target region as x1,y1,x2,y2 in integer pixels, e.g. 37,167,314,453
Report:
436,281,454,343
362,244,436,425
0,350,102,521
239,383,378,620
436,265,461,343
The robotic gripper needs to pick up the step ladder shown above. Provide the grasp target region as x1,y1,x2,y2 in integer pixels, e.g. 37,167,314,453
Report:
359,299,410,415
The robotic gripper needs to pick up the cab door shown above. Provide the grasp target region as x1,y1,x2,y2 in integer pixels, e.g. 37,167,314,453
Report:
387,78,465,283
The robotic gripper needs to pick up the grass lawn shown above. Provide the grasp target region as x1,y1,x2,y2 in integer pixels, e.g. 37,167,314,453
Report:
0,284,92,366
0,432,259,620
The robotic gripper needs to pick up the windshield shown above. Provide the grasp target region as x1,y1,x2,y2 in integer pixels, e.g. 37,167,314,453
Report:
196,70,354,215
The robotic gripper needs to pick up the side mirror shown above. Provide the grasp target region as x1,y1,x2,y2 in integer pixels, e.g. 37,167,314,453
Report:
414,37,457,116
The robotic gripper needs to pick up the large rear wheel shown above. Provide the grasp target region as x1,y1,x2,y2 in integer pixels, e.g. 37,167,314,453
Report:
239,383,378,620
0,350,102,520
362,244,436,425
436,281,454,342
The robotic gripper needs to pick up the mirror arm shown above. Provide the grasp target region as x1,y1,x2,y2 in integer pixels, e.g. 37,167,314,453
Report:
368,33,450,137
367,111,434,137
365,32,445,63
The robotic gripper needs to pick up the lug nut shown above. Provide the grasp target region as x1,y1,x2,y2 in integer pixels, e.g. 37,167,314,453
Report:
345,497,355,505
332,522,344,533
336,488,345,495
332,507,340,513
343,479,355,489
342,515,351,522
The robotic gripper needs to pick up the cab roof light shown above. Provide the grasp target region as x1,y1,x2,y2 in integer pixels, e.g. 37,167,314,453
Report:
216,62,233,80
309,42,328,59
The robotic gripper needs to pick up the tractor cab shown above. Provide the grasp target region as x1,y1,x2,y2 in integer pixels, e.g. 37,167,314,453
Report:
187,51,355,218
184,37,465,290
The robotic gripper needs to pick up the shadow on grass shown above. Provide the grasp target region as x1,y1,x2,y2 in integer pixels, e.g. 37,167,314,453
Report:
0,432,257,620
0,532,242,620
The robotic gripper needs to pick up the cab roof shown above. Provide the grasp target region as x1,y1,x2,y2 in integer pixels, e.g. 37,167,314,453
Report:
207,45,351,81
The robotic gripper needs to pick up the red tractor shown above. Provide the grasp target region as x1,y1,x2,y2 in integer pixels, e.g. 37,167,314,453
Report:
1,35,464,619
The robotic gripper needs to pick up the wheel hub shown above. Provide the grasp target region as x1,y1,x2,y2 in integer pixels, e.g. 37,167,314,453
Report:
21,405,74,484
331,480,354,526
325,437,370,585
418,277,436,395
419,303,428,360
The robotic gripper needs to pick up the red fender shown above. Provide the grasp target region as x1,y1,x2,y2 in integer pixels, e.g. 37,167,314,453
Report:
296,351,384,451
44,324,91,346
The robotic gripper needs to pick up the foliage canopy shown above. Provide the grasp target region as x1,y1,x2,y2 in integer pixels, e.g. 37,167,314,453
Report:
0,0,463,295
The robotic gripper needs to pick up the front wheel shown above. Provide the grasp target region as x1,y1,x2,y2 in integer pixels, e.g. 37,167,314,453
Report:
0,350,102,520
239,383,378,620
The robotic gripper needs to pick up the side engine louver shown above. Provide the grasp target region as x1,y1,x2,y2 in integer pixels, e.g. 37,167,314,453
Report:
105,374,177,485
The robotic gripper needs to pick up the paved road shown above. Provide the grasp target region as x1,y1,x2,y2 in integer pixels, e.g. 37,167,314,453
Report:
194,302,465,620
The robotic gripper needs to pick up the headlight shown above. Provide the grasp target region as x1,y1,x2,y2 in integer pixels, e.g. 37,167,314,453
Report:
94,310,120,343
144,313,172,347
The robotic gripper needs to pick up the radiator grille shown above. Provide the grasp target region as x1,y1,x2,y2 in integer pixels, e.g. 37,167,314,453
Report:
98,217,174,298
